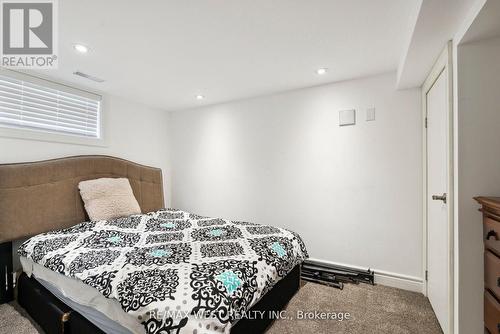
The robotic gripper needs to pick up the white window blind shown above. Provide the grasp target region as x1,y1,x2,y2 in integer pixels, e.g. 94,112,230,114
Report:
0,72,101,138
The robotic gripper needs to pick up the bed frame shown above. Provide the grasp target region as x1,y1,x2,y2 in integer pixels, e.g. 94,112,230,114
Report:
0,155,301,334
17,265,301,334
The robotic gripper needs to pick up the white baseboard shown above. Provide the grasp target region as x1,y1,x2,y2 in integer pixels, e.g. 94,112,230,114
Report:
306,258,424,293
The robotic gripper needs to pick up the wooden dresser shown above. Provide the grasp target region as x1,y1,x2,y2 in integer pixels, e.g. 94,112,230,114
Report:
476,197,500,333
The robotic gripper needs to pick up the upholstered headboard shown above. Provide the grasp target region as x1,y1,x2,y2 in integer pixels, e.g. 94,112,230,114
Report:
0,155,164,243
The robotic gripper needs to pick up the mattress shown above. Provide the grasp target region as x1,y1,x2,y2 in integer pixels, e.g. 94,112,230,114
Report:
18,209,308,334
21,256,139,334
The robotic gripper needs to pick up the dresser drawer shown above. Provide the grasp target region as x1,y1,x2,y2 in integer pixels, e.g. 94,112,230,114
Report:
486,251,500,299
486,291,500,334
485,217,500,241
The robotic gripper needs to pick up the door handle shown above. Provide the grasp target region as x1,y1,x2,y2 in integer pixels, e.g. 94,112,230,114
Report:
432,193,447,204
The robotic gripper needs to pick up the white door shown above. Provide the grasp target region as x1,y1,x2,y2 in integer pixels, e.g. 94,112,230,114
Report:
425,46,452,334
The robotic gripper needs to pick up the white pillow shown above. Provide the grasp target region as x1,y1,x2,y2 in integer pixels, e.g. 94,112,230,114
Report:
78,178,141,221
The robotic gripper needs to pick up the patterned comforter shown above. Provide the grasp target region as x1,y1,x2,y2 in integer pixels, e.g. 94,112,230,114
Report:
18,209,308,334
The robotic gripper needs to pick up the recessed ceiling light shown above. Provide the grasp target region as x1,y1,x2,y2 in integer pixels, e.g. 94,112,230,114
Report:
196,95,205,100
73,44,89,53
316,68,328,75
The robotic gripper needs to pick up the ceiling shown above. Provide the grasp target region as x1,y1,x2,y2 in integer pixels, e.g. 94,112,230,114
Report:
396,0,478,89
459,0,500,45
28,0,419,111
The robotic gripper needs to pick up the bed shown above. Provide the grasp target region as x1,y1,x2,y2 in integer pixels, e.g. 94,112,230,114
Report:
0,156,308,334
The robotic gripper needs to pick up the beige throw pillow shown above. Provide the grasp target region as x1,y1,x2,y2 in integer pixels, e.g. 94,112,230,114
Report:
78,178,141,221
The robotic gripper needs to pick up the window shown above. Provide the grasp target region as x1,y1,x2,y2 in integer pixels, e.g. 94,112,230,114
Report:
0,70,102,141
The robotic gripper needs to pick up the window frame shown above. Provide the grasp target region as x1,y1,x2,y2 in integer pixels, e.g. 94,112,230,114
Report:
0,69,106,147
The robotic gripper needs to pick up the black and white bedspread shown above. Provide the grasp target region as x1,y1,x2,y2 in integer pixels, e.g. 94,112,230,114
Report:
18,209,308,334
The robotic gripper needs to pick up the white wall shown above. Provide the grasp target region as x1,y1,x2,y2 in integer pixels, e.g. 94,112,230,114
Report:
456,36,500,334
0,94,172,207
169,73,423,281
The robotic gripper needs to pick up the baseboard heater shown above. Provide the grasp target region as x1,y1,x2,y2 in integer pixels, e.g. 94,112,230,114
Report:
301,260,374,290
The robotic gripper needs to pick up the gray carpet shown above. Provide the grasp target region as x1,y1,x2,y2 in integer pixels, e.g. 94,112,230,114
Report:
0,303,42,334
267,282,443,334
0,282,442,334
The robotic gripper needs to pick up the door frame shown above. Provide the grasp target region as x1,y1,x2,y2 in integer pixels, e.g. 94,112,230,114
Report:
421,41,454,334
